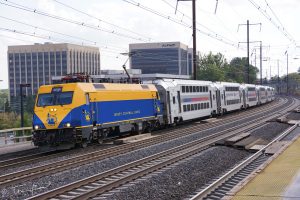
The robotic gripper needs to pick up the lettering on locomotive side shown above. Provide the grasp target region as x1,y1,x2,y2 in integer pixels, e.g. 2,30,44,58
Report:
114,110,141,117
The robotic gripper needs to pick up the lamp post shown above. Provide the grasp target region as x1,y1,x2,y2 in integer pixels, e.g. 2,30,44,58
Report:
20,83,31,127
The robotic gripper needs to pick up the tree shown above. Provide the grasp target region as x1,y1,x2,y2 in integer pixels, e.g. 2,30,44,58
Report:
197,52,227,81
225,57,258,84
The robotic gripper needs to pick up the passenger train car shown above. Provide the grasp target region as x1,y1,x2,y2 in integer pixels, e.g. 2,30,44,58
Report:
32,79,275,149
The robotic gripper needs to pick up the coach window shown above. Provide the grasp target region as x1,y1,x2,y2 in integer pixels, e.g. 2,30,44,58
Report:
186,86,189,93
187,104,191,111
193,86,196,92
191,104,194,111
173,96,176,104
206,87,208,92
182,86,185,93
189,86,192,93
198,103,200,110
183,105,187,112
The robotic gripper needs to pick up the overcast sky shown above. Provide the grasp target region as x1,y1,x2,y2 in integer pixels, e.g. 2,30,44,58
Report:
0,0,299,89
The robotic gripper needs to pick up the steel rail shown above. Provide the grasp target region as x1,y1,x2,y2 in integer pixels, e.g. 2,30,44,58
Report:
190,123,299,199
27,98,296,200
0,98,279,170
0,98,291,188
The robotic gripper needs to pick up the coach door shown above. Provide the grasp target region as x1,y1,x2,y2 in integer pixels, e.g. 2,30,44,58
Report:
216,90,221,114
242,90,246,108
167,91,172,123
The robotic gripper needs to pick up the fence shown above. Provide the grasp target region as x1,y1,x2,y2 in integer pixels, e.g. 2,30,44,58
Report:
0,127,32,145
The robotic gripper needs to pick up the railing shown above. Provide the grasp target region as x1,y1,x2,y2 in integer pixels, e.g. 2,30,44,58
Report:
0,127,32,145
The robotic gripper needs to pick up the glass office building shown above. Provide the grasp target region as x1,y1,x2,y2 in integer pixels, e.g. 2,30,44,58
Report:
129,42,193,76
8,43,100,97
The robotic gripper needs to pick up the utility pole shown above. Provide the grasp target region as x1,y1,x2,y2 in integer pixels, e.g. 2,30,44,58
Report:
277,59,280,94
20,83,31,127
260,41,262,85
176,0,197,80
247,20,250,84
286,51,289,94
192,0,197,80
238,21,261,84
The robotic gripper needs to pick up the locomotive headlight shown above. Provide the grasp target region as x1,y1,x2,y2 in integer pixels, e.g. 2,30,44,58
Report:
34,125,39,130
65,123,71,128
50,108,54,111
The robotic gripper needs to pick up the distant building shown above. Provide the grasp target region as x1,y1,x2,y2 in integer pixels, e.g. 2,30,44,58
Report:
129,42,194,76
7,42,101,97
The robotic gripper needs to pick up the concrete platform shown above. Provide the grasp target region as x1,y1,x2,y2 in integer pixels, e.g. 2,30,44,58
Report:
225,132,251,146
0,141,36,156
113,133,154,144
231,128,300,200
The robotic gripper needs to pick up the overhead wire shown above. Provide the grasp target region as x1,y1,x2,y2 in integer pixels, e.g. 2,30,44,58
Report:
0,26,126,56
122,0,239,48
0,15,127,52
51,0,152,42
0,0,150,42
161,0,239,43
247,0,296,45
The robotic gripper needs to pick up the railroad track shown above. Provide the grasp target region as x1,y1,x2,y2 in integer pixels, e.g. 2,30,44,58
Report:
0,97,282,171
0,97,293,189
189,123,299,200
27,97,297,200
0,97,276,171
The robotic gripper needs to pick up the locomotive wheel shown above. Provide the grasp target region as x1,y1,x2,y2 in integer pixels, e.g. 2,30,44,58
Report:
97,138,103,144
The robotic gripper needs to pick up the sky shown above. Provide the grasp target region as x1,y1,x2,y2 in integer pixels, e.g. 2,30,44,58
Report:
0,0,299,89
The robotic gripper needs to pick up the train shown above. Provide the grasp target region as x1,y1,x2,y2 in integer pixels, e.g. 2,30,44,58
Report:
32,79,275,149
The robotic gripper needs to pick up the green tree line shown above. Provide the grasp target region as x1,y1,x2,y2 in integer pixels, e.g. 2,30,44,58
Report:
197,52,258,83
0,90,34,130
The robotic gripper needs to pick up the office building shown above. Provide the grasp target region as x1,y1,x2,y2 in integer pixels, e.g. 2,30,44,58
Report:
129,42,193,76
8,42,101,97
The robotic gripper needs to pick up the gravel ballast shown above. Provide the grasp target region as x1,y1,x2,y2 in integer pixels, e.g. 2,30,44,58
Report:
286,112,300,120
99,146,251,200
250,122,291,141
0,100,292,199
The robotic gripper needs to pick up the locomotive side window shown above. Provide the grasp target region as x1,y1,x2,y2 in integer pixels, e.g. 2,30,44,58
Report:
85,93,90,105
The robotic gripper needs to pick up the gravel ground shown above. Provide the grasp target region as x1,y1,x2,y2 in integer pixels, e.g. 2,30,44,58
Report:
250,122,291,141
0,99,292,199
286,112,300,120
0,143,116,176
100,146,251,200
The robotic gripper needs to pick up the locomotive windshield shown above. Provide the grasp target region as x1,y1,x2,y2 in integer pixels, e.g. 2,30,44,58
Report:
37,92,73,107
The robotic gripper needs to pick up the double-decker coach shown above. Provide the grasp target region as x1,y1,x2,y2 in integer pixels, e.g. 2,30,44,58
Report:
257,86,267,104
217,82,243,112
153,79,213,124
241,84,258,108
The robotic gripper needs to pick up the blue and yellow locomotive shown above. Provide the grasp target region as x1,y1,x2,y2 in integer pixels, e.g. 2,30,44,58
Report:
32,82,163,149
